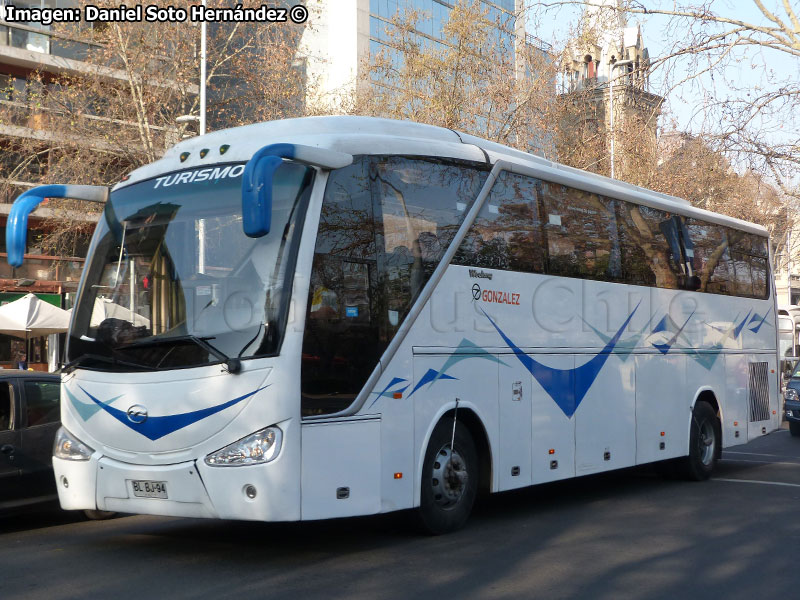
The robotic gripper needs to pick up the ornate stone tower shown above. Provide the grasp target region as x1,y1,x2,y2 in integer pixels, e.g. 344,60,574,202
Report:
558,0,663,181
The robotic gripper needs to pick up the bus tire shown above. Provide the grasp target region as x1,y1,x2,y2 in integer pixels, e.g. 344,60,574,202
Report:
679,401,720,481
790,422,800,437
417,420,478,535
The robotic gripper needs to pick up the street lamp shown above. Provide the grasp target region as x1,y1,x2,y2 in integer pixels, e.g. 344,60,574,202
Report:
609,59,634,179
200,0,207,135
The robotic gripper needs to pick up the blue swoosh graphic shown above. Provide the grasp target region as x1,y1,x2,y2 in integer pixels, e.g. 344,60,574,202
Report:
733,310,753,338
65,386,123,421
481,303,640,417
653,310,695,355
79,385,266,441
407,368,458,398
748,306,772,333
366,377,409,410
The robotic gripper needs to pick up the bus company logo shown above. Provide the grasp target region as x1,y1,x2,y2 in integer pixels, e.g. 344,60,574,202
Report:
126,405,148,424
478,288,521,306
472,283,482,300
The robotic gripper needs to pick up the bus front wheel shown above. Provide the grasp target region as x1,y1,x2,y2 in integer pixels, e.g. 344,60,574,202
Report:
417,420,478,535
680,401,720,481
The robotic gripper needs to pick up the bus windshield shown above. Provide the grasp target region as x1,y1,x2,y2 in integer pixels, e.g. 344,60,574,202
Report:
67,162,313,371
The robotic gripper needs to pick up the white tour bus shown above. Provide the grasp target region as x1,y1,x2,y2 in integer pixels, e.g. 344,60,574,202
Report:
6,117,779,533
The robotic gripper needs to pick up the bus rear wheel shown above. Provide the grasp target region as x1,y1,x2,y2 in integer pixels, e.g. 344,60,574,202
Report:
679,401,720,481
417,420,478,535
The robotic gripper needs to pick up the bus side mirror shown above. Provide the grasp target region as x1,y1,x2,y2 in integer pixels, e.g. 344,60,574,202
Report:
241,152,284,238
6,184,108,267
241,143,354,238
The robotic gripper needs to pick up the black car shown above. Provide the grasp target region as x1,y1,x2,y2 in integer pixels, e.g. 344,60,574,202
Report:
784,361,800,437
0,370,112,518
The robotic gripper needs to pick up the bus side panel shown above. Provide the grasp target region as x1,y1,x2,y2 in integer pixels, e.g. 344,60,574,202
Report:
377,353,416,513
412,353,499,497
531,355,576,484
301,419,381,520
575,357,636,475
635,355,688,464
686,351,727,439
497,358,532,490
722,355,749,446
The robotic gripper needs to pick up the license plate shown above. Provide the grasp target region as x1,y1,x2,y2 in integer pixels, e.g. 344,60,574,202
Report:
131,480,168,499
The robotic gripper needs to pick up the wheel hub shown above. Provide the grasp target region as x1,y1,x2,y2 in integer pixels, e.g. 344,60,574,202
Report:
698,420,715,465
431,446,468,509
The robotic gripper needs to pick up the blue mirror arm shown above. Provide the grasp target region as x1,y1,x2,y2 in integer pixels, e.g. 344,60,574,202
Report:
6,184,108,267
241,143,353,238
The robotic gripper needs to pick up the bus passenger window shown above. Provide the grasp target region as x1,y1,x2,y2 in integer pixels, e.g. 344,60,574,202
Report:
373,157,489,334
616,204,681,289
684,219,731,294
454,171,544,274
538,182,618,281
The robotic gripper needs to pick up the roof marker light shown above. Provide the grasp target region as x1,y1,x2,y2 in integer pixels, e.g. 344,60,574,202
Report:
180,152,190,162
200,148,209,158
220,144,230,155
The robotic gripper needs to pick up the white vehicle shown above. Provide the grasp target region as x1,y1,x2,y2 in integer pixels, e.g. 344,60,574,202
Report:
7,117,779,533
778,305,800,359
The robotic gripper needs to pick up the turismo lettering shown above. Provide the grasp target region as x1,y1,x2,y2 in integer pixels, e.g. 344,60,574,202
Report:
152,164,245,189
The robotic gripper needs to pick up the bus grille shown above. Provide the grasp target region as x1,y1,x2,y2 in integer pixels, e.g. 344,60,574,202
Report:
748,362,770,422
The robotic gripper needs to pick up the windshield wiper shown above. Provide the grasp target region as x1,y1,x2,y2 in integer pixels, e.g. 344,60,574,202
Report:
62,353,153,374
121,334,242,374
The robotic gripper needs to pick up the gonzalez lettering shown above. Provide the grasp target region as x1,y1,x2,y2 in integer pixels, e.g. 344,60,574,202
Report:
481,290,520,306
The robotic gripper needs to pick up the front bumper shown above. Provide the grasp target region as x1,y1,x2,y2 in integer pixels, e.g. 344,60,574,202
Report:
784,399,800,423
52,453,301,521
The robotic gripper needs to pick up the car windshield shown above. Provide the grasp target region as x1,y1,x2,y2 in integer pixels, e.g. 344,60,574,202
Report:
67,162,313,371
791,361,800,378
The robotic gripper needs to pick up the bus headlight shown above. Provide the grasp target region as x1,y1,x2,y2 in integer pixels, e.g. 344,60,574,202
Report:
785,388,799,403
204,426,282,467
53,427,94,461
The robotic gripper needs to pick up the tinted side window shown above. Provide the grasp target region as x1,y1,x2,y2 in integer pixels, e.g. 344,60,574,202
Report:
454,171,544,273
373,157,489,336
616,204,684,289
728,230,770,299
539,182,621,281
302,158,379,417
24,381,60,427
0,382,13,430
685,219,732,294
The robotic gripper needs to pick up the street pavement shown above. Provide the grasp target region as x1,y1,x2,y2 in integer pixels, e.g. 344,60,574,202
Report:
1,424,799,600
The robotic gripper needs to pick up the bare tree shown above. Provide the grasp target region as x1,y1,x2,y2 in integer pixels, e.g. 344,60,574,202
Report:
0,0,314,257
352,0,559,153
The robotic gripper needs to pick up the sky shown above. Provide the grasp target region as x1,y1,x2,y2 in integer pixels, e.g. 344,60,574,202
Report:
528,0,799,170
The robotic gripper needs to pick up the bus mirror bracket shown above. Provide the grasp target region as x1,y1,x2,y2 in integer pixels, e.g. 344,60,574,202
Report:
6,184,109,268
242,143,353,238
